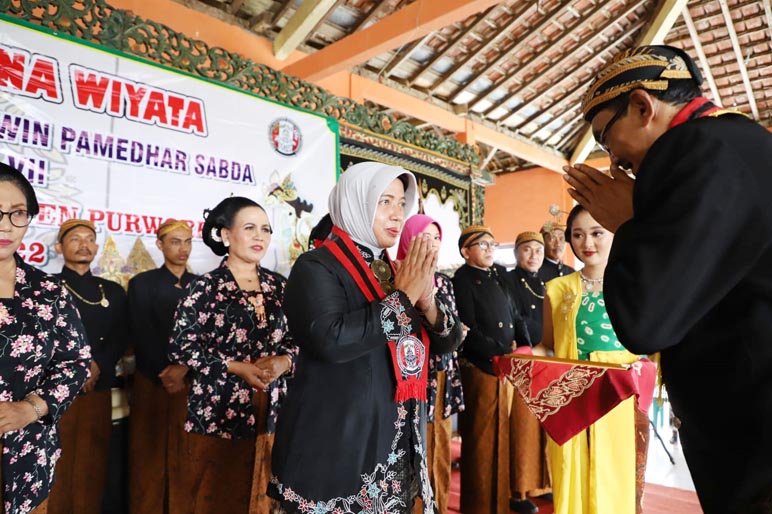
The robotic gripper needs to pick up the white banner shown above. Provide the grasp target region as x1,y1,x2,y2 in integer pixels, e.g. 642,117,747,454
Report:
0,17,338,279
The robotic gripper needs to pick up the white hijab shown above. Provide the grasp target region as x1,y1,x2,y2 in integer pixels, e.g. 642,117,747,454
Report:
328,161,418,250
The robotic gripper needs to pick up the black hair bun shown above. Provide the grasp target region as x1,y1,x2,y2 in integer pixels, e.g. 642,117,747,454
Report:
201,196,263,256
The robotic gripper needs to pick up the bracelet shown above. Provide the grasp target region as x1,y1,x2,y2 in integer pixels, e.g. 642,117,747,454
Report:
283,354,293,374
23,396,43,421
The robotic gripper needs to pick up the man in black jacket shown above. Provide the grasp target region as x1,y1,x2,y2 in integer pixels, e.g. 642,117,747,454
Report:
127,219,196,514
48,219,128,514
508,231,546,345
538,222,574,283
564,45,772,514
505,231,552,511
452,225,534,514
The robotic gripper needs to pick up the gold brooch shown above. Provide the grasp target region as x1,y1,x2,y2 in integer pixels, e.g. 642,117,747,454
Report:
371,259,394,294
560,292,576,320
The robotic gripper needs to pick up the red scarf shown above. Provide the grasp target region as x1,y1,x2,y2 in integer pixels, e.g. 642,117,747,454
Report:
669,97,739,129
324,226,430,402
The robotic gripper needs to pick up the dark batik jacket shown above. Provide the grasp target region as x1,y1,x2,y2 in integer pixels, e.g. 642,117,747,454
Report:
1,256,90,514
168,263,296,438
427,272,464,423
128,266,197,383
269,242,463,514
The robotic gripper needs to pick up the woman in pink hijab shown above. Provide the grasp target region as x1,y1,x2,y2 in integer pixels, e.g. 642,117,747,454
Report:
398,214,465,514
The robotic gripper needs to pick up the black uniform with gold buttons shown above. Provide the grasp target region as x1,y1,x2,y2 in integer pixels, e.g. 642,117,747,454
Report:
453,262,530,513
538,258,575,283
505,266,545,345
452,263,528,375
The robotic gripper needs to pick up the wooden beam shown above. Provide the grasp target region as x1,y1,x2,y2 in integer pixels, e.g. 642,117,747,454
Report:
502,18,646,126
524,104,582,141
668,18,771,51
456,117,476,145
382,32,434,78
407,6,498,87
488,0,647,120
637,0,689,45
764,0,772,43
449,1,572,104
474,123,567,171
351,74,467,132
668,0,765,40
479,145,499,169
508,22,645,129
570,130,597,164
281,0,504,82
351,0,389,32
515,78,588,133
556,122,587,151
544,111,583,146
437,2,536,98
307,0,345,42
478,0,618,116
682,7,722,105
718,0,760,119
228,0,243,15
347,73,567,171
571,0,689,164
272,0,295,25
273,0,339,61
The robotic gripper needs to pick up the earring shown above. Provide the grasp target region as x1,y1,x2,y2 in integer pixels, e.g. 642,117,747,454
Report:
224,240,230,248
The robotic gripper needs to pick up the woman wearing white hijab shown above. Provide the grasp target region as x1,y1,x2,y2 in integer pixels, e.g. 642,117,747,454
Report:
269,162,463,513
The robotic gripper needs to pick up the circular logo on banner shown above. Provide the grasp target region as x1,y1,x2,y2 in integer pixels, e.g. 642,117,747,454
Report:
396,335,425,377
269,118,302,156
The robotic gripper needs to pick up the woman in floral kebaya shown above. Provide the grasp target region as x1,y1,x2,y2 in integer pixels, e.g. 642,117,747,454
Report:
397,214,464,514
0,163,91,514
168,196,296,514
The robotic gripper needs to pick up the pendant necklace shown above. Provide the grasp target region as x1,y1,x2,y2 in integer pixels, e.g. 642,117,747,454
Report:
64,281,110,308
245,272,266,322
579,271,603,291
247,293,266,322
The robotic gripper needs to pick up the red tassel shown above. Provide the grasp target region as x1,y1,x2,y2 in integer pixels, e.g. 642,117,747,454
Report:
394,380,428,403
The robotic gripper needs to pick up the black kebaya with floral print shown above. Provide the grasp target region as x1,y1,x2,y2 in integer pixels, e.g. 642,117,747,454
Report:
168,262,296,438
269,241,462,514
1,256,91,514
426,272,465,423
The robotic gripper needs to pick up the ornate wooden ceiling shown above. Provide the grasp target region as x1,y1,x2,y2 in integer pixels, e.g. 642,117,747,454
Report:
185,0,771,174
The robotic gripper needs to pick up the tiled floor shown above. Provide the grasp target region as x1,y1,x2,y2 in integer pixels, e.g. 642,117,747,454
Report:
645,418,696,491
448,401,704,513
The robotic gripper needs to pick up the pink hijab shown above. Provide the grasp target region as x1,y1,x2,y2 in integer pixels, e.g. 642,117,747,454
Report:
397,214,442,260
